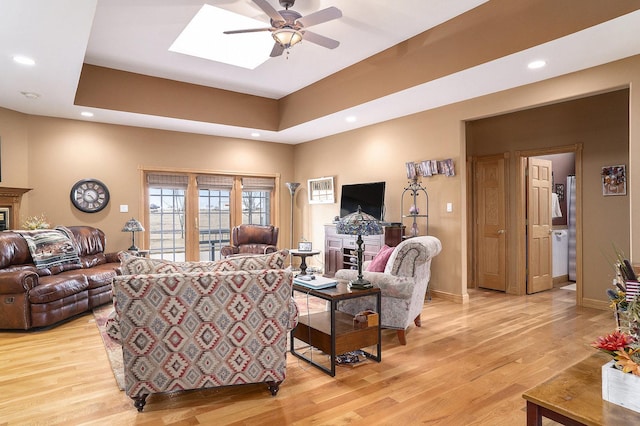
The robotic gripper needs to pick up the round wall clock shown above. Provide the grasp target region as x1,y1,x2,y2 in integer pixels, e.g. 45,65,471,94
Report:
70,178,110,213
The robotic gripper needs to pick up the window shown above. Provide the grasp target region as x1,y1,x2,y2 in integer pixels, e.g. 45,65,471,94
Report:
145,171,278,261
148,174,187,261
242,177,275,225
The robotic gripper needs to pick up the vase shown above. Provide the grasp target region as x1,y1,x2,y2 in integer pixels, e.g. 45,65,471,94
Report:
602,360,640,413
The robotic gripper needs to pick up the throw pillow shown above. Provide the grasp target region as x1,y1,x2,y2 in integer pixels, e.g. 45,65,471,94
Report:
186,250,289,272
118,251,183,275
366,245,395,272
118,249,290,275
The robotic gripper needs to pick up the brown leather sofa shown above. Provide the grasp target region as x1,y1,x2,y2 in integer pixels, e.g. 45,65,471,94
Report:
220,224,279,258
0,226,120,330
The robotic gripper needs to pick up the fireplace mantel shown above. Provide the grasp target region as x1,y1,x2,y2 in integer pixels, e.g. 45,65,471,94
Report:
0,187,32,230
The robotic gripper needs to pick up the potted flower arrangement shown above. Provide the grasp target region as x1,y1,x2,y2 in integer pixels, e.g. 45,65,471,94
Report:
592,250,640,411
21,213,50,230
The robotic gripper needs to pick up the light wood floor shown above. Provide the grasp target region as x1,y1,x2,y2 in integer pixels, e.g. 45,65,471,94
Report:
0,287,613,425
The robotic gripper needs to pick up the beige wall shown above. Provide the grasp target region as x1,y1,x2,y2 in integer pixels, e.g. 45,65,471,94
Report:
2,54,640,307
467,90,629,304
294,55,640,304
0,113,295,251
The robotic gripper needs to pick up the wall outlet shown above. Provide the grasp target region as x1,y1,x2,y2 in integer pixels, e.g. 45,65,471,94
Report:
446,202,453,212
120,204,129,213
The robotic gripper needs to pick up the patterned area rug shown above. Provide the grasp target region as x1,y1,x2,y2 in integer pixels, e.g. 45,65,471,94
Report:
93,304,125,391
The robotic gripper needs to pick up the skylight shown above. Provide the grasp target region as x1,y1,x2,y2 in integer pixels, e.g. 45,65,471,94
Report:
169,4,274,70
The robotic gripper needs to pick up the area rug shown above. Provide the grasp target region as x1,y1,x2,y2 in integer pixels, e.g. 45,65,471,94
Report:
92,304,125,391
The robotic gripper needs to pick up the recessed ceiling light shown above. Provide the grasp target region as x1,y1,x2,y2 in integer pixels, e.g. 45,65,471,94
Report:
170,5,273,70
345,116,357,123
13,55,35,66
81,111,94,117
20,91,40,99
251,132,261,138
528,60,546,69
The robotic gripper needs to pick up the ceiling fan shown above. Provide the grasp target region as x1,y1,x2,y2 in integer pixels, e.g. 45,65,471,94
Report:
224,0,342,57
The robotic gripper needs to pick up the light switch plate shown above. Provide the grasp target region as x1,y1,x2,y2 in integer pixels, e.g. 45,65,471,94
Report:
120,205,128,213
446,202,453,212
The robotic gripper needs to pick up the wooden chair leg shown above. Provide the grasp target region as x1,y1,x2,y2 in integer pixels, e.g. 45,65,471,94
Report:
414,314,421,327
397,329,407,345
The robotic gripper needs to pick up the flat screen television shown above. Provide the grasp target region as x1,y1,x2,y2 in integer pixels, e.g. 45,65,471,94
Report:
340,181,386,221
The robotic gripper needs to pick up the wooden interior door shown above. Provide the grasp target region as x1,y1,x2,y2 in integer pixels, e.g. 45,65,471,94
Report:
475,156,507,291
527,158,553,294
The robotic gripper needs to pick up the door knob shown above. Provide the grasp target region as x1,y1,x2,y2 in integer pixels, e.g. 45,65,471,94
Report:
497,229,505,234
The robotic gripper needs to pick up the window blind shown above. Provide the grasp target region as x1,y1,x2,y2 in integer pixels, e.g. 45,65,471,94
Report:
147,174,188,189
241,177,275,191
197,175,233,191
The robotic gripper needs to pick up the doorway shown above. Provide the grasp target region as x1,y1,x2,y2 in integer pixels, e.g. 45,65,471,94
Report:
516,146,582,303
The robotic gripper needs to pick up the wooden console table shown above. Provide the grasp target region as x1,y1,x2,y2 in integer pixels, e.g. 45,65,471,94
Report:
523,352,640,425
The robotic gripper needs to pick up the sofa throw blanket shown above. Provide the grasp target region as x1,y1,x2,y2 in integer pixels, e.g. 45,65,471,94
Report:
17,227,81,270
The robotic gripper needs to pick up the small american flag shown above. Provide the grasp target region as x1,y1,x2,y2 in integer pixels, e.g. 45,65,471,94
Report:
626,281,640,303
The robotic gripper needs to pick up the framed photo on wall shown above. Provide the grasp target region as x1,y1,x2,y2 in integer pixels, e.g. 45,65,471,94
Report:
601,164,626,196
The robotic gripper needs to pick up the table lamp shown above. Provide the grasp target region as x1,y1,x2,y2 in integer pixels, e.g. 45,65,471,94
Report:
122,218,144,251
336,205,383,289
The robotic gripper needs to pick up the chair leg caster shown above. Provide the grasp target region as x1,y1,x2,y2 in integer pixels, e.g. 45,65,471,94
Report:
133,394,148,412
267,381,281,396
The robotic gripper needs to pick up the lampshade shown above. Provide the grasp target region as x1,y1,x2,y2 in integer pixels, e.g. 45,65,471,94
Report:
272,28,303,49
286,182,300,196
336,206,383,237
122,218,144,233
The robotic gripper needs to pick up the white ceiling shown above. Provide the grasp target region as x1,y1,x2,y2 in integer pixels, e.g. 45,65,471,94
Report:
1,0,640,144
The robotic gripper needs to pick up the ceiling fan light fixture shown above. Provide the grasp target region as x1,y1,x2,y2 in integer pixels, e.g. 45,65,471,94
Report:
272,28,303,49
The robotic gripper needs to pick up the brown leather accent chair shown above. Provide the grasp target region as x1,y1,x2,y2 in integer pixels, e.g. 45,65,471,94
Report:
220,224,279,258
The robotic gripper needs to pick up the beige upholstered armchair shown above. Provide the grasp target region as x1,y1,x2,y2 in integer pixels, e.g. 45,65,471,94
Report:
220,224,279,258
335,236,442,345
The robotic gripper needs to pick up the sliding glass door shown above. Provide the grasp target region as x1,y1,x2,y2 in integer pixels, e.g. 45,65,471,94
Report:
145,172,277,261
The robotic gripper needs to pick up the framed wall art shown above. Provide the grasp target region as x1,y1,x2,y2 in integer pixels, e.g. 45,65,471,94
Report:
601,164,626,196
307,177,334,204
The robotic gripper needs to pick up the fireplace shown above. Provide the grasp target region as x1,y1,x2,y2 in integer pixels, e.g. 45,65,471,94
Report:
0,187,32,230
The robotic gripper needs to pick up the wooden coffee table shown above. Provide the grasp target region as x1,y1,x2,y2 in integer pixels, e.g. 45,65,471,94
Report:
291,281,381,376
523,352,640,425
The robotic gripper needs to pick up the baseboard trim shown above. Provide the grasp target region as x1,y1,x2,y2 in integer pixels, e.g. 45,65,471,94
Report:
430,289,469,304
582,297,610,311
553,275,569,285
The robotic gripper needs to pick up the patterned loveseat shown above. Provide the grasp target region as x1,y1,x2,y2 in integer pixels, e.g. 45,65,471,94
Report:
109,250,297,411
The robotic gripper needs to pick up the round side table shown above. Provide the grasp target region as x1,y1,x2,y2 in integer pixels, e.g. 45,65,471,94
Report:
289,249,320,276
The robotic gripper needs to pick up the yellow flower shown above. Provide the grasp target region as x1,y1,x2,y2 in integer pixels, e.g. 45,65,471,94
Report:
614,349,640,376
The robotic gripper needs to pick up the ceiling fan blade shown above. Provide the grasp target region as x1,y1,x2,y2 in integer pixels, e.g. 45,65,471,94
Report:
302,30,340,49
252,0,285,23
270,42,285,57
224,27,272,34
297,6,342,28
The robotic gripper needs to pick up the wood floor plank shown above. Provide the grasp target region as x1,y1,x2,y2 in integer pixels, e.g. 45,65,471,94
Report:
0,287,613,425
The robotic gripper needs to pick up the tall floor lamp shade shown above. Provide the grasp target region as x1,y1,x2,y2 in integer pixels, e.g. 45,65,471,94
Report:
285,182,300,250
337,206,383,289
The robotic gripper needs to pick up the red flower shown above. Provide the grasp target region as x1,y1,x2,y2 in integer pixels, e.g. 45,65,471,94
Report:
592,331,634,352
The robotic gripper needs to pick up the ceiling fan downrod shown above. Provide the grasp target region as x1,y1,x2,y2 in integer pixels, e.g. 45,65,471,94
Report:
279,0,295,10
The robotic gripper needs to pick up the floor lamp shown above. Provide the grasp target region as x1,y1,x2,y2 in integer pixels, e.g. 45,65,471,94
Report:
286,182,300,267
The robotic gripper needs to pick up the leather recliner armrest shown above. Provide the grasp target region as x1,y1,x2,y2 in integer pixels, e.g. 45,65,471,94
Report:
220,246,239,257
0,270,39,293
